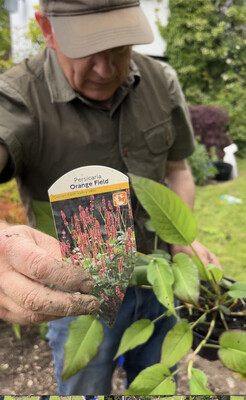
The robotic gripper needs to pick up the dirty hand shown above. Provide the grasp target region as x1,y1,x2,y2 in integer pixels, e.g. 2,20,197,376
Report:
0,223,99,324
170,239,222,269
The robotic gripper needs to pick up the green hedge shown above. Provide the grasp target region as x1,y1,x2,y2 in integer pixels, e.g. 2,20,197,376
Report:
158,0,246,155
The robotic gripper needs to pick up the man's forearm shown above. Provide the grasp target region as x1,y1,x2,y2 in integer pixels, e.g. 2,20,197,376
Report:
165,159,195,210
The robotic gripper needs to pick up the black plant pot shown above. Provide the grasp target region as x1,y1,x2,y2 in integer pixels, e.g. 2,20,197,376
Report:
180,278,245,362
192,331,219,361
212,161,232,181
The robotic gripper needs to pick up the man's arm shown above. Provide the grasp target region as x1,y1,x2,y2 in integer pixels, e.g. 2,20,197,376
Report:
0,145,99,324
165,159,195,209
165,159,221,268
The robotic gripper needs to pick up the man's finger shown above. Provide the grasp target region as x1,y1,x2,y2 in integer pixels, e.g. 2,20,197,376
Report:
0,270,99,317
0,231,94,293
0,299,60,325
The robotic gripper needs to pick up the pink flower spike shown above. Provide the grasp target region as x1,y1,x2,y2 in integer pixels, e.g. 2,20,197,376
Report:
61,210,68,226
118,256,124,273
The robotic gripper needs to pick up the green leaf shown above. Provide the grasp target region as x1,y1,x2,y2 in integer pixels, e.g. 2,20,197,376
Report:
172,253,200,305
189,368,214,394
228,282,246,299
32,200,57,238
62,315,103,381
125,363,176,395
129,265,149,287
218,330,246,373
151,249,171,261
129,174,197,245
114,319,154,359
207,264,224,282
160,320,192,367
145,218,156,232
147,258,176,315
231,397,245,400
12,323,21,339
191,255,208,281
218,305,231,315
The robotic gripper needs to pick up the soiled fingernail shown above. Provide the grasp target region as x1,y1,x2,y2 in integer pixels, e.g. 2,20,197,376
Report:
79,277,94,293
86,298,100,314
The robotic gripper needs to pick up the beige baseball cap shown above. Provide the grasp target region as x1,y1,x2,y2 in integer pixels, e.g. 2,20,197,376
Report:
39,0,154,58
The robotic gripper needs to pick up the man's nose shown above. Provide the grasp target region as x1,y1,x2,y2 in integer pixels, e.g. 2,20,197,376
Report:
92,50,116,78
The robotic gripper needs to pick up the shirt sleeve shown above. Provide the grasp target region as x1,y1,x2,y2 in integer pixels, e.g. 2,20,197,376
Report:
0,78,36,181
160,62,195,161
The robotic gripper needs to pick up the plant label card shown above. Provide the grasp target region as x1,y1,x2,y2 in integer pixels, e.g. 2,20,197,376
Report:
48,166,136,327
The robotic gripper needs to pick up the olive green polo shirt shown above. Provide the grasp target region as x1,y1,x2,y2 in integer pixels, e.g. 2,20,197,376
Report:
0,48,195,251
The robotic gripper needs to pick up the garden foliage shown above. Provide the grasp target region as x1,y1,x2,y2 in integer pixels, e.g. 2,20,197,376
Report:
0,0,12,72
157,0,246,155
189,106,231,160
187,139,218,186
62,174,246,394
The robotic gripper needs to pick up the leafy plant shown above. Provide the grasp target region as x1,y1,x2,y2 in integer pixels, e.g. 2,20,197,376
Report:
0,0,12,72
189,106,231,160
188,140,218,186
62,174,246,394
24,5,46,55
157,0,246,155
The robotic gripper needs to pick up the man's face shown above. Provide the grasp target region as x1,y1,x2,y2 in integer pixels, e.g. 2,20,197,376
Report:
54,37,132,102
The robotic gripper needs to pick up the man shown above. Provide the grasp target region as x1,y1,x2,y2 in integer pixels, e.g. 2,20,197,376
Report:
0,0,220,394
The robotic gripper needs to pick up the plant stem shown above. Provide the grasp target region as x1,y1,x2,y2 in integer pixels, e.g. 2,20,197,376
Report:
230,310,246,316
200,284,215,299
137,285,152,290
152,310,173,324
190,311,209,330
154,233,158,251
136,251,153,260
191,314,217,358
219,309,229,330
202,344,220,348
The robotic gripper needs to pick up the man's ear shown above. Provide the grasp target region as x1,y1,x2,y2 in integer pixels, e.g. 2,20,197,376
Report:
35,10,56,50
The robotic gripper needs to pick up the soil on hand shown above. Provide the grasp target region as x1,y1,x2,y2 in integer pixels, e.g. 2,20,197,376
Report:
1,320,246,395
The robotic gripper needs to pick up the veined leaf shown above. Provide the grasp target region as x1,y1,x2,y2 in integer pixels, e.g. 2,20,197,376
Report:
147,258,176,315
191,255,208,281
189,368,214,394
228,282,246,299
172,253,200,305
129,265,149,286
129,174,197,245
161,320,192,367
145,218,156,232
32,200,57,237
62,315,103,381
114,319,154,359
207,264,224,282
12,323,21,339
125,363,176,395
218,330,246,373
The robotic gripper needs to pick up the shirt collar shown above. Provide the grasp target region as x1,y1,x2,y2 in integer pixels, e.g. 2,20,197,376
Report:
44,48,141,106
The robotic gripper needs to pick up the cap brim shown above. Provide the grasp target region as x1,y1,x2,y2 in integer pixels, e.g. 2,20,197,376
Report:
50,6,154,58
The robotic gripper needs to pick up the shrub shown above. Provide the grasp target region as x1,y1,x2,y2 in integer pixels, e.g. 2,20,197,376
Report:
157,0,246,155
188,140,218,186
189,105,231,160
0,0,12,72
